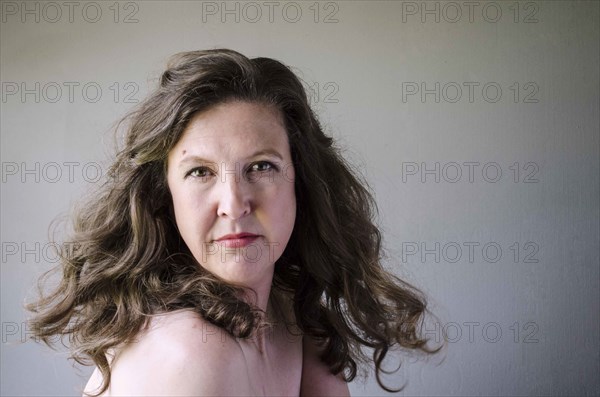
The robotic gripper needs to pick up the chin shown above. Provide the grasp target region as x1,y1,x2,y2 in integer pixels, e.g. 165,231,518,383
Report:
203,259,274,284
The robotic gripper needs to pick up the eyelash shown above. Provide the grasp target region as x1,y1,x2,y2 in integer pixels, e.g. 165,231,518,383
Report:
186,167,212,179
185,161,279,179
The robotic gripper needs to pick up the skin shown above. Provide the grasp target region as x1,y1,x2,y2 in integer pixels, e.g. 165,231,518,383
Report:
167,100,297,311
83,101,350,396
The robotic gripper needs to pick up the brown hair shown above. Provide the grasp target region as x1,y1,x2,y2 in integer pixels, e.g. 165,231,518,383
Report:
27,49,443,395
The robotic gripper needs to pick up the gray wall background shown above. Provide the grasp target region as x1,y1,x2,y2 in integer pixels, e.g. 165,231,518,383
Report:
1,1,598,395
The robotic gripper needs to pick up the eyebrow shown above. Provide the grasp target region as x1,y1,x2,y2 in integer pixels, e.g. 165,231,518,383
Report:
177,148,284,169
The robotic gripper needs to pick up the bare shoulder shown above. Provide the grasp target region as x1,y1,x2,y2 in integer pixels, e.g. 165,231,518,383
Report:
106,310,250,396
300,336,350,397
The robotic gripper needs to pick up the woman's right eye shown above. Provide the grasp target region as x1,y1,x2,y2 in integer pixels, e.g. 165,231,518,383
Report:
186,167,213,179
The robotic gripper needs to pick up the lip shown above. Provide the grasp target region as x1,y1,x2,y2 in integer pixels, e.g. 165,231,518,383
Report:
215,233,260,248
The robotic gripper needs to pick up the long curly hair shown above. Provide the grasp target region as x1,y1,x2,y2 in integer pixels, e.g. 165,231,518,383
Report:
27,49,442,396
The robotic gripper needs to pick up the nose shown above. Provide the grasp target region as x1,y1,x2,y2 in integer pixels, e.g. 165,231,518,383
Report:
216,170,252,220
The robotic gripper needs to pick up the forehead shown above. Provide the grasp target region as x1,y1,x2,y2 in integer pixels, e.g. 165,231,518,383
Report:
170,101,289,159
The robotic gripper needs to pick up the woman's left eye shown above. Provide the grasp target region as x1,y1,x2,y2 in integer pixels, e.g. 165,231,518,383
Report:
249,161,276,173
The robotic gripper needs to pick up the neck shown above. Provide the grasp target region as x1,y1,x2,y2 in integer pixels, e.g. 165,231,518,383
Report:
238,274,278,355
240,273,273,314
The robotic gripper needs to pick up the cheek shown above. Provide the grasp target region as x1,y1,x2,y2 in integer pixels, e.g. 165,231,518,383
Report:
169,184,187,222
170,186,210,241
276,189,297,257
270,179,296,238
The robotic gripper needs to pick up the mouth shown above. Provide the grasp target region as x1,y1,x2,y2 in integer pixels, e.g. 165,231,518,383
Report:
215,233,260,248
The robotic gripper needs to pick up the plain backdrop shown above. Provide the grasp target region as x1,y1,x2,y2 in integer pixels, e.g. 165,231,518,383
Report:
1,1,598,396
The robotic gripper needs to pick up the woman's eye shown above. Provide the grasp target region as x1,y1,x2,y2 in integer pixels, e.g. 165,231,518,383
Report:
246,161,278,182
186,167,212,179
249,162,275,173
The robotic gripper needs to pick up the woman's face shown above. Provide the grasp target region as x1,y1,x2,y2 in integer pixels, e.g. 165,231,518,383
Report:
167,101,296,289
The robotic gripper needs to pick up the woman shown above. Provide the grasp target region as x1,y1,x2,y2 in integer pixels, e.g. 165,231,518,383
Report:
28,49,442,396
